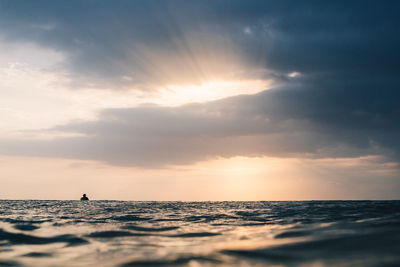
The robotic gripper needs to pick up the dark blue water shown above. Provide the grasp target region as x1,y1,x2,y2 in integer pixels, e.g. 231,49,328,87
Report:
1,201,400,266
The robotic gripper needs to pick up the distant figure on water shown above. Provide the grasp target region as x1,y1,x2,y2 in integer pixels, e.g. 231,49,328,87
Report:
80,194,89,201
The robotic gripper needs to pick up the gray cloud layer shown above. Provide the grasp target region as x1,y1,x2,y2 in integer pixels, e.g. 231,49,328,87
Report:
0,0,399,167
0,86,396,167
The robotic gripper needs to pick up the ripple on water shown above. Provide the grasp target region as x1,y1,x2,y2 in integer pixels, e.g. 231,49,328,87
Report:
112,215,152,222
223,229,400,266
86,230,151,238
22,252,52,258
121,225,179,232
0,229,88,246
119,255,222,267
13,224,39,231
274,230,312,239
168,232,221,238
0,260,21,266
0,200,399,266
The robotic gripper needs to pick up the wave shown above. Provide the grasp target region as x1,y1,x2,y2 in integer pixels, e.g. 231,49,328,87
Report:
0,229,88,246
86,230,150,238
22,252,52,258
1,200,399,266
120,255,221,266
13,224,39,231
112,215,152,222
121,225,179,232
168,232,221,238
222,230,400,266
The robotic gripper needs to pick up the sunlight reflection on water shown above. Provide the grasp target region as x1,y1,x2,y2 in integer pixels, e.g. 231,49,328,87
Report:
1,200,400,266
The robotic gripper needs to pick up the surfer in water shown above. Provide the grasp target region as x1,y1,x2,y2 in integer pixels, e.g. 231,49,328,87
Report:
80,194,89,201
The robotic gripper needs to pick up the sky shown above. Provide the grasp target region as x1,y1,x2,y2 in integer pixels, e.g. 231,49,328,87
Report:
0,0,399,200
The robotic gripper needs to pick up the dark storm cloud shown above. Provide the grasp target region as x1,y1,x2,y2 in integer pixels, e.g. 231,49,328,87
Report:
0,0,399,166
1,0,398,87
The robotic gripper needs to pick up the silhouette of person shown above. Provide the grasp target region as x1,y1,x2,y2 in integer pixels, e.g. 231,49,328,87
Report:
80,193,89,201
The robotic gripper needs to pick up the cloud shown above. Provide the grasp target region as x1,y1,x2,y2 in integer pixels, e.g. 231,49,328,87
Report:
1,1,398,89
0,83,397,167
0,1,399,168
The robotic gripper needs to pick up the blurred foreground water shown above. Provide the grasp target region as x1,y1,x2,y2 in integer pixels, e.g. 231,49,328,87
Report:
1,200,400,266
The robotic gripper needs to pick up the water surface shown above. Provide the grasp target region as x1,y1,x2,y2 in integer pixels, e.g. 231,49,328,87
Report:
1,200,400,266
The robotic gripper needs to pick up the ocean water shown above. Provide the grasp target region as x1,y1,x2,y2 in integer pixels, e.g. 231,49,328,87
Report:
1,201,400,267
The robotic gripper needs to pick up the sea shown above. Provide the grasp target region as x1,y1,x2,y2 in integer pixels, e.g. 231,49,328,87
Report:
1,200,400,267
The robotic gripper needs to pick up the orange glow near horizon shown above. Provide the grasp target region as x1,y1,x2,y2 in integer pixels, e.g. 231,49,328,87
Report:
0,155,398,201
